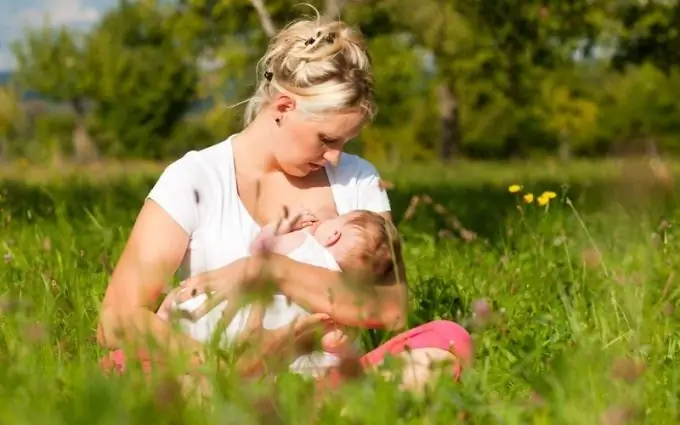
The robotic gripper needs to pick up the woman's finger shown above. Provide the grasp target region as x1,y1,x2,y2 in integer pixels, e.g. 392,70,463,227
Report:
176,273,218,303
183,288,230,321
176,277,202,301
234,302,266,346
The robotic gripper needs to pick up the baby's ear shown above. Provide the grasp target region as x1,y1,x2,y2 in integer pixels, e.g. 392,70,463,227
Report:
324,230,341,247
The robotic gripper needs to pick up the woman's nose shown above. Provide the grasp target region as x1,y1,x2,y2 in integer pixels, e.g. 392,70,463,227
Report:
323,149,342,166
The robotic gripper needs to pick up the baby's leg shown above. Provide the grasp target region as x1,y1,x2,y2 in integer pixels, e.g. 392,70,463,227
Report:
316,320,473,396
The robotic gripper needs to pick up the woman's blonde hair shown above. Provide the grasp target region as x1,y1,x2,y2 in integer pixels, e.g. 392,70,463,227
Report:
243,8,376,125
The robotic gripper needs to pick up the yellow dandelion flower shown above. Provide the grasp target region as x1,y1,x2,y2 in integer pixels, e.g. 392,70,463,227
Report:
508,184,522,193
537,195,549,206
523,193,534,203
542,191,557,199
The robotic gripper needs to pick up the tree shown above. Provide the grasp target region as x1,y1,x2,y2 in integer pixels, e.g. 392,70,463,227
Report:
610,1,680,74
84,0,200,158
536,76,598,160
0,84,22,162
380,0,487,162
11,25,99,162
456,0,609,156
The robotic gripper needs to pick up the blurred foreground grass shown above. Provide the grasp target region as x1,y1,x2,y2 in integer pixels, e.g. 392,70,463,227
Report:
1,157,679,424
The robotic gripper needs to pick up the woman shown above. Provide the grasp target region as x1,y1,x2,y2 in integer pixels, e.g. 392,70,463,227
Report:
96,15,473,393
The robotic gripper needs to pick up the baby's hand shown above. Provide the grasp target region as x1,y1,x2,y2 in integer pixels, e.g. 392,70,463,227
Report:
290,209,318,231
320,328,353,356
275,208,318,234
249,209,318,255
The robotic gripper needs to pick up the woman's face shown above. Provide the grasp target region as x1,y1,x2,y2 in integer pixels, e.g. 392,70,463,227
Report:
270,96,366,177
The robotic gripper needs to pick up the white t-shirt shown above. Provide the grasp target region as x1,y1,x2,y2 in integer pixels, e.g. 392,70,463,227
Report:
148,134,391,280
147,134,391,373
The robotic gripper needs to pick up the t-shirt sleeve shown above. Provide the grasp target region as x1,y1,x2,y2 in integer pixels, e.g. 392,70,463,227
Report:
147,152,213,235
353,157,391,213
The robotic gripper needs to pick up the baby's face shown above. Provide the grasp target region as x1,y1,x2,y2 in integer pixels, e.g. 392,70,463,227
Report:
310,213,362,259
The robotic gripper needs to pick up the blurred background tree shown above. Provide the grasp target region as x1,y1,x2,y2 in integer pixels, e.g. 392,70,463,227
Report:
1,0,679,165
11,25,99,162
0,84,22,163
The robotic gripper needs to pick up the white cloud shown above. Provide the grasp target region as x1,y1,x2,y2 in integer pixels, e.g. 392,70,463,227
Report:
19,0,100,28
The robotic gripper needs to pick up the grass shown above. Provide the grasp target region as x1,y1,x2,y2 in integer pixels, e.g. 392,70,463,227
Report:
1,156,679,424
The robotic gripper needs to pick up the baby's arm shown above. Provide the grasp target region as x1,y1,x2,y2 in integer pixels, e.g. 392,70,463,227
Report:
249,210,317,255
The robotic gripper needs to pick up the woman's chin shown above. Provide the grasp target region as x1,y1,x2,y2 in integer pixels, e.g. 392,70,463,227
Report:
281,163,312,178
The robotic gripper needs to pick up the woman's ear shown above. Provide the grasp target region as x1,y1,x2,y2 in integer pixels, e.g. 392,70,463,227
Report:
324,230,341,247
273,94,296,114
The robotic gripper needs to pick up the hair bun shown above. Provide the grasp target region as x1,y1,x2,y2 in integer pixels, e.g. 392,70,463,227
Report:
243,13,375,125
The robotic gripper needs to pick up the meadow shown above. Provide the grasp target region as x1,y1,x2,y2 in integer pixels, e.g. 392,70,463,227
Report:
1,157,679,424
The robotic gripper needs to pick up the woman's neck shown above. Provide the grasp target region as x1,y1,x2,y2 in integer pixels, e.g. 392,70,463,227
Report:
232,116,279,175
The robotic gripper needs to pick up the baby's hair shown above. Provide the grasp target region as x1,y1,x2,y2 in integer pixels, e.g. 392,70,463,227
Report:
242,5,376,124
338,210,402,281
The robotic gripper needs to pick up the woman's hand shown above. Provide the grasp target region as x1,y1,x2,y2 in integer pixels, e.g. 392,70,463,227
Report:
174,255,270,320
232,307,334,377
177,208,317,319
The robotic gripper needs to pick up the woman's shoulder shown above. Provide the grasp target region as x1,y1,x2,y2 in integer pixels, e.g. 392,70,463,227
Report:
158,137,235,187
332,152,382,183
147,137,236,234
330,152,391,213
174,137,234,171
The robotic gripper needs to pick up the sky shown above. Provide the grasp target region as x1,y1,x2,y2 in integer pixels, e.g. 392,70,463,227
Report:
0,0,118,71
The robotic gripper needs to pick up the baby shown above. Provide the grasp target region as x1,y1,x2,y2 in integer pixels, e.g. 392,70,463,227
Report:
156,209,401,377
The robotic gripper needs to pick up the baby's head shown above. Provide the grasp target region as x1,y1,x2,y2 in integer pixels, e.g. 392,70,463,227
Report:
311,210,401,279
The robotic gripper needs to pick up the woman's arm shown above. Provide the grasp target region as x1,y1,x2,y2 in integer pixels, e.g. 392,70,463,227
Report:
233,312,335,377
96,200,206,363
271,212,407,330
269,211,407,331
178,211,407,331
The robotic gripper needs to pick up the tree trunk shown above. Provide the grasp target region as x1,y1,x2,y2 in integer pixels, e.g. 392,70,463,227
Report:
645,136,659,158
323,0,348,19
436,81,461,162
248,0,277,37
248,0,351,39
0,137,7,164
71,98,99,163
503,44,525,158
558,133,571,162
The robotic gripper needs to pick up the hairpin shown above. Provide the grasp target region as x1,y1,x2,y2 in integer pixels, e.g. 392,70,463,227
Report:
325,32,336,43
305,37,315,46
264,71,273,81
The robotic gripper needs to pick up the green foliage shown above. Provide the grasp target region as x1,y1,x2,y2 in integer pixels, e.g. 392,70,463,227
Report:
2,160,680,422
361,34,437,163
611,1,680,74
0,85,22,139
85,1,200,158
4,0,680,161
29,113,77,159
11,26,93,104
0,85,22,161
592,64,680,155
